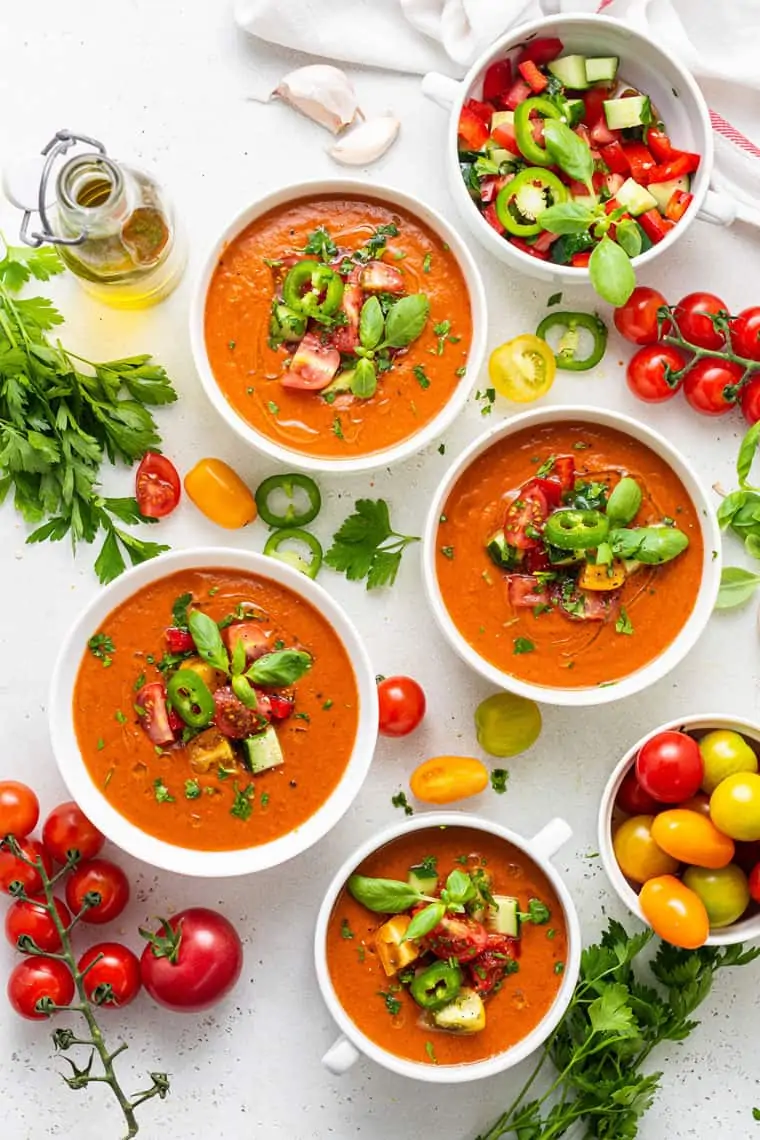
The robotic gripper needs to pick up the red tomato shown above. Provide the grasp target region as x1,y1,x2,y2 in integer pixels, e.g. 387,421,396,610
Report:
8,956,74,1020
507,574,550,608
635,731,704,804
165,626,195,653
78,942,141,1008
135,452,181,519
134,682,176,747
377,676,426,737
683,358,741,416
673,292,728,350
5,896,70,953
468,932,520,996
0,781,39,839
482,59,513,102
749,862,760,904
740,377,760,426
213,687,265,739
615,769,660,816
426,914,488,963
550,456,575,492
140,908,243,1012
504,486,547,550
65,859,129,924
517,37,564,65
582,86,610,125
732,307,760,362
614,287,669,345
626,344,687,403
528,476,563,508
42,802,104,866
0,838,54,896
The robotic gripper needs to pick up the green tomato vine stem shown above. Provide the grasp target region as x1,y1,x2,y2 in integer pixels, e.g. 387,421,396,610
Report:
657,305,760,395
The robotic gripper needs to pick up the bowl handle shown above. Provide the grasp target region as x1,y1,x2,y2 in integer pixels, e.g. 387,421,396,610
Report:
421,72,464,111
697,188,760,231
322,1034,361,1075
528,818,573,861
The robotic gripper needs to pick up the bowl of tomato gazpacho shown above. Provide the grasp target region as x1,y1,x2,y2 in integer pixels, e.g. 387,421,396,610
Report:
423,405,720,707
190,179,486,473
49,549,377,876
315,813,579,1081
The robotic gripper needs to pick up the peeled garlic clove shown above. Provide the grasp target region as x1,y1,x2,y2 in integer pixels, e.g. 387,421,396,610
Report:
328,116,400,166
273,65,360,133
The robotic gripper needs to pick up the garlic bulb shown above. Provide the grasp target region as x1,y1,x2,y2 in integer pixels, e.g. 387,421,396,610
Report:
273,65,360,133
328,116,400,166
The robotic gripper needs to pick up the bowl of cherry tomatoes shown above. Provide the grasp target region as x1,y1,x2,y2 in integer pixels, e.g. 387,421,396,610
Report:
599,715,760,948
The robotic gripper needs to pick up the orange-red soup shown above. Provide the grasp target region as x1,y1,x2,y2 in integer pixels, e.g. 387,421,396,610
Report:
436,422,703,689
326,827,568,1065
204,195,472,458
74,568,359,851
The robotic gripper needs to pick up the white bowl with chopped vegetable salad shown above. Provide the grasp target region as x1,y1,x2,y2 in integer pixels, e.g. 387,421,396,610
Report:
422,14,716,299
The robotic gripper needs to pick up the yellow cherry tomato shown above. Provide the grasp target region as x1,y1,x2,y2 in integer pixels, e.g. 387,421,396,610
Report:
639,875,710,949
488,334,556,403
474,692,542,759
699,729,758,795
184,458,257,529
650,809,735,869
612,815,679,884
682,864,750,928
710,772,760,841
409,756,489,805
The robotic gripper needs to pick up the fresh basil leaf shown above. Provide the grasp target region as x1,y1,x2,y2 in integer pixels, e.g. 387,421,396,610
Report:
351,357,378,400
246,648,312,686
606,477,642,528
231,635,247,678
609,526,689,564
359,296,384,351
746,533,760,559
615,218,643,259
715,566,760,610
347,874,424,913
188,610,229,674
402,901,446,943
543,119,593,189
737,421,760,490
231,674,258,709
382,294,430,348
443,869,476,906
172,592,192,630
589,236,636,307
717,490,755,530
538,201,596,235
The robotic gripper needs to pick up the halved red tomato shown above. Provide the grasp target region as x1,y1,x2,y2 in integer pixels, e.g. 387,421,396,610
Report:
503,486,547,549
468,932,520,996
135,452,181,519
523,547,551,574
426,914,488,962
482,59,513,102
213,688,266,739
527,476,562,508
134,683,175,746
507,574,550,608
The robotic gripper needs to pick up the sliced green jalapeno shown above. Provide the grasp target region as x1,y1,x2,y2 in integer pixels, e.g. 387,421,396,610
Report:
514,96,564,167
255,473,322,528
496,168,567,237
410,960,462,1011
167,669,215,728
263,527,323,579
544,508,609,550
535,311,608,372
282,259,344,318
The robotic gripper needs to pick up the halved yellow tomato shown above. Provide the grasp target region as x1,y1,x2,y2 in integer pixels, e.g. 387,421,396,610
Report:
488,334,556,403
409,756,489,804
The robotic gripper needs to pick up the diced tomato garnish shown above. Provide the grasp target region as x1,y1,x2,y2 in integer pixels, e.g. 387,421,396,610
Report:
592,171,606,193
458,106,489,150
551,456,575,492
426,915,489,963
567,179,590,197
582,86,610,125
507,575,550,608
665,189,693,222
555,585,620,623
571,251,592,267
622,142,656,184
468,933,521,997
480,176,509,203
282,332,340,391
135,683,175,747
523,547,551,574
517,37,564,66
504,485,548,549
222,622,270,663
465,98,494,126
482,59,513,102
574,123,591,146
605,173,625,197
330,280,363,353
167,707,184,734
638,208,676,244
165,627,194,654
503,78,533,110
213,688,265,739
599,140,630,175
518,59,548,93
648,151,700,182
530,117,545,145
491,122,522,156
268,693,294,722
359,260,404,293
526,476,563,507
483,202,505,234
590,119,619,146
645,127,675,163
509,236,550,261
533,229,559,253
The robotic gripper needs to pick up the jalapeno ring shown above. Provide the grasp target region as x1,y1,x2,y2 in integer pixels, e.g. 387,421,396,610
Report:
166,669,216,729
409,960,463,1011
263,527,323,579
255,473,322,528
543,508,609,551
282,260,344,318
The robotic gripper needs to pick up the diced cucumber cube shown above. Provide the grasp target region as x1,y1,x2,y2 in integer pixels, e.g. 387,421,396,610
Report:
615,177,658,217
603,95,652,131
488,895,520,937
242,726,284,774
408,863,438,894
584,56,619,84
648,174,691,212
547,55,590,91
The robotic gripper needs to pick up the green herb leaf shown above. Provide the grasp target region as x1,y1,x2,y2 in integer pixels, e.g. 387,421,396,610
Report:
539,201,596,235
230,782,255,821
340,918,354,940
246,649,312,686
615,217,643,259
153,778,175,804
347,875,425,913
87,632,114,667
359,296,384,351
442,869,476,907
382,294,430,348
231,674,259,708
609,526,688,565
543,119,594,189
589,236,636,306
403,901,446,943
519,898,551,925
172,593,192,630
303,226,338,260
715,566,760,610
325,498,419,591
588,982,638,1036
737,421,760,490
188,610,230,674
513,637,535,654
391,790,414,815
491,768,509,794
615,606,634,635
606,477,642,527
413,364,431,389
184,779,202,800
351,357,377,400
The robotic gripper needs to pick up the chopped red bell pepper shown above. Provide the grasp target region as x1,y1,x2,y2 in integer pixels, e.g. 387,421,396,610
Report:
518,59,548,93
491,122,522,156
645,127,675,163
582,86,610,125
517,37,564,66
533,229,560,253
482,59,513,102
599,140,630,175
638,208,676,244
590,119,619,147
483,202,505,234
551,456,576,492
665,188,693,221
509,236,549,261
503,78,533,110
465,97,494,127
622,142,656,184
165,627,195,653
480,176,509,203
458,106,489,150
648,151,700,182
571,251,592,267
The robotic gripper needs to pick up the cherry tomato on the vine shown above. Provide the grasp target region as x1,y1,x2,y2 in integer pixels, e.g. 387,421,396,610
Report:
377,676,426,737
79,943,142,1008
615,769,660,816
7,956,75,1020
135,451,181,519
635,731,704,803
614,286,669,345
42,801,105,866
626,344,687,403
673,292,728,350
5,896,70,953
65,858,129,924
683,358,741,416
0,781,39,839
140,908,243,1012
730,306,760,362
0,838,54,896
740,376,760,426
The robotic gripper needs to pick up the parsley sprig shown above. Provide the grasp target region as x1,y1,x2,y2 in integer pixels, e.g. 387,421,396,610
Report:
0,242,177,583
325,499,419,589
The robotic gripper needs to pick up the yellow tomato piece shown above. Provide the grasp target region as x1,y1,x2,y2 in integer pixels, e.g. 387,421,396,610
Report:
184,458,257,529
488,334,556,403
639,874,709,949
578,559,626,591
410,756,489,805
374,915,420,977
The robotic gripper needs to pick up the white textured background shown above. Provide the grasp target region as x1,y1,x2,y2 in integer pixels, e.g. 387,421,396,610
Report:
0,2,759,1138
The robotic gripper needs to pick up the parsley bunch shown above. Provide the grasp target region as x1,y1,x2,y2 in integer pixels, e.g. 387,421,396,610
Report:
0,242,177,583
478,919,760,1140
325,498,419,589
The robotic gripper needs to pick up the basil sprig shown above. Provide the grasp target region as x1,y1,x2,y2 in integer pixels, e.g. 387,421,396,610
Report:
186,611,312,688
188,610,229,674
348,866,480,946
538,201,637,306
542,120,593,192
381,293,430,348
609,525,689,564
247,649,312,686
606,477,642,528
589,237,636,308
349,293,430,400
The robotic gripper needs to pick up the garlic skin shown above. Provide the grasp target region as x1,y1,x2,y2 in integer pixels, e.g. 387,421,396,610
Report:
273,65,360,133
328,116,400,166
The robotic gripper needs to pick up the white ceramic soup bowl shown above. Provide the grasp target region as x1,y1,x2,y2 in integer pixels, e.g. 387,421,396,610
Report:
188,178,487,475
48,548,378,877
420,12,745,288
599,714,760,947
314,811,580,1083
422,404,721,707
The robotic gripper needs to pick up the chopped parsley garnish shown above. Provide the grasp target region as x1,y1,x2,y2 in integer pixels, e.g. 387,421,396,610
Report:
267,400,279,416
260,792,270,808
554,961,565,975
217,765,236,781
172,592,192,629
533,603,553,617
513,637,535,655
615,607,634,636
325,498,419,591
357,946,366,963
433,319,454,355
184,779,202,800
491,768,509,794
87,633,114,667
391,791,414,816
96,738,105,751
425,1041,438,1063
340,919,354,940
455,365,467,377
519,898,551,925
535,456,556,477
378,990,402,1016
133,673,146,692
440,545,454,559
294,711,311,723
475,387,495,416
303,226,338,260
322,699,333,710
423,252,433,273
332,415,344,439
413,364,430,389
114,709,128,724
355,223,399,263
547,292,563,307
438,443,446,455
230,783,255,821
153,778,175,804
454,855,468,866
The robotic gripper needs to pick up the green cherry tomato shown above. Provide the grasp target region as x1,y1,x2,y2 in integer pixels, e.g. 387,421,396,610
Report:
698,730,758,795
682,864,751,927
474,692,542,759
710,772,760,841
